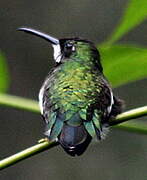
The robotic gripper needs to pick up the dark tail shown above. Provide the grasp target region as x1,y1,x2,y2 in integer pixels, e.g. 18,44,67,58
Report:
59,124,92,156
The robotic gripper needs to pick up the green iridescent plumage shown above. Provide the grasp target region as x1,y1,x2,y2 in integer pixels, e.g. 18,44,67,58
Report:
19,27,123,156
45,43,104,142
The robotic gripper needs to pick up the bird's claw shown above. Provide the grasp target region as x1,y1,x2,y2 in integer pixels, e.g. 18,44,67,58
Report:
38,138,49,143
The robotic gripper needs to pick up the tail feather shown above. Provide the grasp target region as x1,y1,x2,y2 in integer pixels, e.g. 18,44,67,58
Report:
83,121,96,137
44,109,110,156
48,118,64,141
59,124,92,156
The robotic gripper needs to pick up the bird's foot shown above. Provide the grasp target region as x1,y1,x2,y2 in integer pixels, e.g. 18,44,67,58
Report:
38,137,49,143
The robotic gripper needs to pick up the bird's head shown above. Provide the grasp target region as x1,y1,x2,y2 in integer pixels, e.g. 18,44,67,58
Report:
18,27,102,71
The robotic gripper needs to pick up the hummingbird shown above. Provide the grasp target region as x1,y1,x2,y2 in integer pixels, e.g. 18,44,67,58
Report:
18,27,122,156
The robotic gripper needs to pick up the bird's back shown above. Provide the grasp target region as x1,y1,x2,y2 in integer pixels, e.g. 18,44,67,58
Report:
39,59,114,156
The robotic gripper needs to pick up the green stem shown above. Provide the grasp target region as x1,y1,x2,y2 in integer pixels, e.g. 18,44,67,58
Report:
0,140,58,170
109,106,147,125
0,93,40,113
0,93,147,170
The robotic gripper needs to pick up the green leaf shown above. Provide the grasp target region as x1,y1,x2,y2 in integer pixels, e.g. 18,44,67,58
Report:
0,52,10,92
100,44,147,87
106,0,147,45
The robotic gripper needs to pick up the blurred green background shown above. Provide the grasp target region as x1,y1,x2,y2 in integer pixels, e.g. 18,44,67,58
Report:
0,0,147,179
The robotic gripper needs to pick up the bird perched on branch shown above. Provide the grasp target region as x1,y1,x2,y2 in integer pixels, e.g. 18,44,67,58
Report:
19,27,122,156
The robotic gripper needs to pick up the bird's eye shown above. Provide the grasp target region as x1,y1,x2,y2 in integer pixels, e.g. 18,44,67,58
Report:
65,43,75,51
64,43,75,57
66,43,73,48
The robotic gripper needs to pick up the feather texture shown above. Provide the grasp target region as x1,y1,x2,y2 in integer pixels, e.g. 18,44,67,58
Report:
39,40,122,156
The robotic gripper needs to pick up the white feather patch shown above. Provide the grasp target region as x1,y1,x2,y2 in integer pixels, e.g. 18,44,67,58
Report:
52,44,62,63
39,86,44,114
107,90,114,114
44,129,51,136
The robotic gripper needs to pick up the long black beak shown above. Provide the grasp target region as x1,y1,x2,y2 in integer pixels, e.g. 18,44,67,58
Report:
18,27,59,45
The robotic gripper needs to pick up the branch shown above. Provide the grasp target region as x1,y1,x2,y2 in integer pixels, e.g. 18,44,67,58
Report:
0,93,39,113
109,106,147,125
0,93,147,170
0,140,59,170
